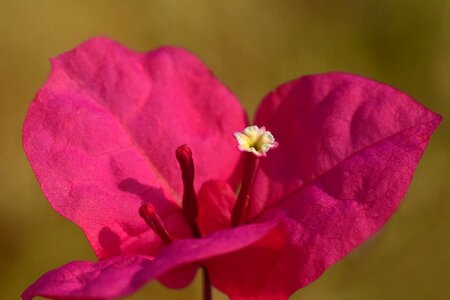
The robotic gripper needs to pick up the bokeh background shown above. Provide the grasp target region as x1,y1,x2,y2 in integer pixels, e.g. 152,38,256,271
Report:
1,0,449,299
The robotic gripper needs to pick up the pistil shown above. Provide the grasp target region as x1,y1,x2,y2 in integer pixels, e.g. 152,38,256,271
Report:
139,203,174,245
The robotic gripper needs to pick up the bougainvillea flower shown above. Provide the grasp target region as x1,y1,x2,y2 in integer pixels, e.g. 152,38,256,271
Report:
22,37,441,300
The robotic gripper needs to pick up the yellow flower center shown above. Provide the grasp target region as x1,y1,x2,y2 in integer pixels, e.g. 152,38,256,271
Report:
233,125,278,157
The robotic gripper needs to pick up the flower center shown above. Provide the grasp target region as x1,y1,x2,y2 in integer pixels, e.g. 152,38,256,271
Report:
139,127,277,241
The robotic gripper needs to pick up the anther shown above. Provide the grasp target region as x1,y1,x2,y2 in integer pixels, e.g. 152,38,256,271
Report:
176,144,200,236
139,203,174,245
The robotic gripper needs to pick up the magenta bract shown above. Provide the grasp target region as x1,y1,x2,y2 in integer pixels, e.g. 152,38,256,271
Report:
22,37,441,299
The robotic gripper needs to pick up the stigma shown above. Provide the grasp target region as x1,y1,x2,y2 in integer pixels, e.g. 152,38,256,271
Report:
233,125,278,157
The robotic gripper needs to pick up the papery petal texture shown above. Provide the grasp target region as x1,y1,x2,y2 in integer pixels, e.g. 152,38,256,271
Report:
197,180,236,235
249,73,441,297
205,222,286,299
22,37,247,260
22,255,153,300
23,222,281,300
254,73,440,214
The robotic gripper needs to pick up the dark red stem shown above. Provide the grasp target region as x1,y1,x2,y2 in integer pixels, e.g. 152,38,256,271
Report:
202,267,212,300
231,153,260,227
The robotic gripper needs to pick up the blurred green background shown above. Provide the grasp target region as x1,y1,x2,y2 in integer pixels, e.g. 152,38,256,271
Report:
1,0,449,299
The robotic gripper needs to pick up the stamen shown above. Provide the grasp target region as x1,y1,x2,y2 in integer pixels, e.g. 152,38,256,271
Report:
176,144,200,236
139,203,174,245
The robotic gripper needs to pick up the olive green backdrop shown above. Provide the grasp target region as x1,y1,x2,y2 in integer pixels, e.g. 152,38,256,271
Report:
1,0,448,299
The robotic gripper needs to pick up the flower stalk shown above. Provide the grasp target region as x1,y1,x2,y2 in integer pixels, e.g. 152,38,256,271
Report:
231,153,260,227
203,267,212,300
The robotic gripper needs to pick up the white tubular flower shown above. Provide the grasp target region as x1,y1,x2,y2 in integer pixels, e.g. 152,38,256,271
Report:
233,125,278,157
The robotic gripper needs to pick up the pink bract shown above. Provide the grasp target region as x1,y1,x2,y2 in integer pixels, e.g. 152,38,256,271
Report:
22,37,441,299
